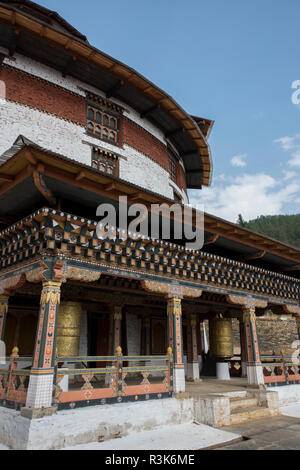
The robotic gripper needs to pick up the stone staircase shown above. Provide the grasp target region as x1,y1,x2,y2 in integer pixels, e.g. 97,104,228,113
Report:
229,391,275,425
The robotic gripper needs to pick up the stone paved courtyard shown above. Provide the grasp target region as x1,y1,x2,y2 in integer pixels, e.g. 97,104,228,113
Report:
218,414,300,450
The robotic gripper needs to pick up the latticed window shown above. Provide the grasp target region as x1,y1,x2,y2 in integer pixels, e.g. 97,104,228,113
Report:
92,148,119,176
87,104,120,145
168,153,177,183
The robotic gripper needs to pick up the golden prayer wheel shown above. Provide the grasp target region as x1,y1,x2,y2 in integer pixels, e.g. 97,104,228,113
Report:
209,318,234,360
56,301,82,357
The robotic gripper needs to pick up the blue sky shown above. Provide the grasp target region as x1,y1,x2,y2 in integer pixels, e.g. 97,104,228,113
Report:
40,0,300,222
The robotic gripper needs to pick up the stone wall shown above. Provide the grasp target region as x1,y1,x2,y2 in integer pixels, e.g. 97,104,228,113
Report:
232,316,299,355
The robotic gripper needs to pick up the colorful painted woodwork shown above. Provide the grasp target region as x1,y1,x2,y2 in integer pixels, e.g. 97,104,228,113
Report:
0,208,299,305
0,295,9,341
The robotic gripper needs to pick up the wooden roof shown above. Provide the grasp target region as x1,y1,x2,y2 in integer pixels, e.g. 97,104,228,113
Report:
0,0,88,41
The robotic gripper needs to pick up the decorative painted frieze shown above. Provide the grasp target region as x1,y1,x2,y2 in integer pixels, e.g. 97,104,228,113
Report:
0,208,299,305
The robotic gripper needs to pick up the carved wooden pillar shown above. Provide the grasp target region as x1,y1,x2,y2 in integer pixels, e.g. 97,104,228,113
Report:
112,306,122,353
26,281,62,410
167,297,185,392
242,307,264,385
239,317,247,377
0,295,9,342
199,321,206,354
296,316,300,341
187,314,199,380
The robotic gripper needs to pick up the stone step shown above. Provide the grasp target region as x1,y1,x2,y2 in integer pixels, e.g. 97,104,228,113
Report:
230,397,259,411
230,406,272,425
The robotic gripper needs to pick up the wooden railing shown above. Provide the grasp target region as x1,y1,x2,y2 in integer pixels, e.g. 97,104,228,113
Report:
261,353,300,386
0,348,32,409
53,347,173,410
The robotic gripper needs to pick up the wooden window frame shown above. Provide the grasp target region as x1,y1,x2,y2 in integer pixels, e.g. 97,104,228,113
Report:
86,102,122,148
91,148,119,177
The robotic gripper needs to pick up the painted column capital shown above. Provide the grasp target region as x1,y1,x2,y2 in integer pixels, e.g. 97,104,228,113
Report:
189,314,197,327
40,281,62,306
113,305,122,321
167,297,182,316
242,307,256,322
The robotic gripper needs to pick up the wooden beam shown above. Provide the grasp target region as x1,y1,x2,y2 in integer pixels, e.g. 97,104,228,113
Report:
104,182,116,192
165,127,183,139
181,150,197,158
8,29,19,57
282,264,300,272
106,80,124,99
24,149,37,165
0,165,33,196
203,234,219,246
140,104,159,119
244,250,266,260
62,55,76,78
33,171,56,206
128,192,143,202
75,171,86,182
0,174,13,182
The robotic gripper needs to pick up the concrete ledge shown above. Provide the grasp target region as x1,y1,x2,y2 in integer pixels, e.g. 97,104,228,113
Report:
194,394,231,428
268,384,300,406
20,407,57,420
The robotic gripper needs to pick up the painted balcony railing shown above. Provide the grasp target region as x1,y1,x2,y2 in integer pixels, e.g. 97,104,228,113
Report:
54,348,173,410
261,354,300,386
0,348,32,409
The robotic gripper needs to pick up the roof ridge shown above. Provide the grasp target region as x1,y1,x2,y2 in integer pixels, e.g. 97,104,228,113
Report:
0,0,88,42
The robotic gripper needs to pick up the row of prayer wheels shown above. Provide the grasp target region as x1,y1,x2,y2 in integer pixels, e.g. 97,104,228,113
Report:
55,303,234,361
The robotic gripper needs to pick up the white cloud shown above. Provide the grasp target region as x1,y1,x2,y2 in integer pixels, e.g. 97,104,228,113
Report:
230,153,247,167
274,134,300,167
283,170,297,180
289,149,300,167
274,136,298,151
188,135,300,223
188,172,300,223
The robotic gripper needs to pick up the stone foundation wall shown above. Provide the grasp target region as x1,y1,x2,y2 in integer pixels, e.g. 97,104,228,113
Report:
0,398,194,450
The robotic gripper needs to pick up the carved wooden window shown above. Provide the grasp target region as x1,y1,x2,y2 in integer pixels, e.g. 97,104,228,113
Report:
92,149,119,177
168,153,177,183
87,104,120,146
